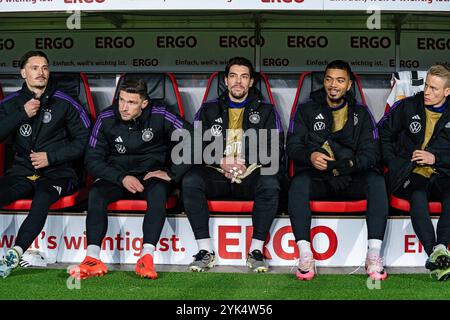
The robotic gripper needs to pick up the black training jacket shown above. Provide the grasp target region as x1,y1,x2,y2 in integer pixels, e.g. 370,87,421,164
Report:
378,92,450,192
0,82,91,182
193,87,285,176
86,102,192,186
287,88,380,176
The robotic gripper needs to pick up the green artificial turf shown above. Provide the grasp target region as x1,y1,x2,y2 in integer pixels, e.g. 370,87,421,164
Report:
0,268,449,300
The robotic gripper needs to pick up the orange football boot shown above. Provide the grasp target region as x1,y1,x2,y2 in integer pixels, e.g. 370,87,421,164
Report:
135,254,157,280
69,256,108,279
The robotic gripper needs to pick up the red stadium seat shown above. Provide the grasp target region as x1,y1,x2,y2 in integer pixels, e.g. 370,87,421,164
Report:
390,194,441,214
201,71,277,213
1,72,96,210
288,71,368,213
107,196,178,211
107,73,184,212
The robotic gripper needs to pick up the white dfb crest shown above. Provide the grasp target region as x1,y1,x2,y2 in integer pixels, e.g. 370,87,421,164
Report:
43,111,52,124
142,129,153,142
249,113,260,124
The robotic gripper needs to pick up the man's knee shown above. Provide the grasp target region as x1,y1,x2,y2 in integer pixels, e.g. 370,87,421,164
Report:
147,179,169,193
32,181,62,206
289,172,312,195
145,180,170,201
410,189,428,202
182,167,205,190
365,171,385,186
364,171,387,196
88,183,114,208
256,175,280,194
0,177,30,206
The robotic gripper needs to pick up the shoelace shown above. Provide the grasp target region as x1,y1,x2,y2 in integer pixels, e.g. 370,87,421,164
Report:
429,268,444,280
290,259,299,273
290,255,316,274
299,255,315,272
349,255,385,275
367,255,384,273
429,270,436,280
348,260,365,275
432,244,448,253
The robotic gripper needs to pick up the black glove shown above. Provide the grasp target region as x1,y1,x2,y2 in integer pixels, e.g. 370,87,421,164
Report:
328,175,352,192
327,158,357,176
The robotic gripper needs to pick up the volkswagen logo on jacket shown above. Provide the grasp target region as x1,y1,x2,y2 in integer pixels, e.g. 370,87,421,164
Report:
19,124,32,137
409,121,422,134
115,144,127,154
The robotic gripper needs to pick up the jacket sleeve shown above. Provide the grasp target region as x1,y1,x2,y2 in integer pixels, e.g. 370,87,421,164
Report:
427,129,450,171
286,105,325,167
161,109,194,183
193,103,218,165
377,100,405,166
193,103,211,156
258,105,284,176
0,100,28,142
352,106,381,171
46,101,91,166
85,120,126,186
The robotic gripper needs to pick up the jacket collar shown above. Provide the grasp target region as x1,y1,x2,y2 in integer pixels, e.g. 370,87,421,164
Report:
424,95,449,114
20,81,56,105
